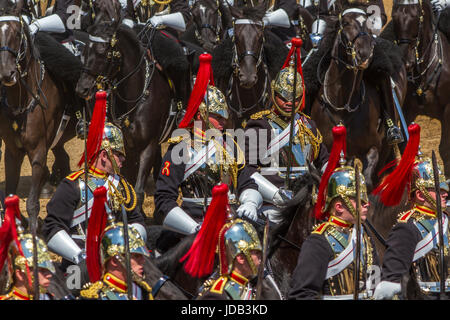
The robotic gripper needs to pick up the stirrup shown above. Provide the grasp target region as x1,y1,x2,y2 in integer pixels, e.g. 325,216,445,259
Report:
386,125,404,145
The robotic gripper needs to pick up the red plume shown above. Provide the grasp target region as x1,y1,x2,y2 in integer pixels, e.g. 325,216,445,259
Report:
0,195,32,287
78,90,108,167
178,53,215,128
372,124,421,206
86,186,108,283
282,37,306,112
179,183,229,278
314,125,347,220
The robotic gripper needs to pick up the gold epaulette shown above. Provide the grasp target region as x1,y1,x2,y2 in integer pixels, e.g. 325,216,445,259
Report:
80,281,103,299
210,276,228,294
312,222,329,235
66,169,84,181
167,135,184,144
250,110,271,120
397,210,414,223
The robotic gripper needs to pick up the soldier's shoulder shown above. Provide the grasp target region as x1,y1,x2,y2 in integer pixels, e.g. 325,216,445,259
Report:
207,276,229,295
397,209,415,223
167,135,188,145
80,281,104,299
311,221,330,235
65,169,84,182
249,109,271,121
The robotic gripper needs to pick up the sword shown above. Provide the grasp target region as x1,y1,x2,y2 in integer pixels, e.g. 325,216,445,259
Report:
390,77,409,141
431,151,447,300
286,39,299,190
353,158,363,300
121,203,133,300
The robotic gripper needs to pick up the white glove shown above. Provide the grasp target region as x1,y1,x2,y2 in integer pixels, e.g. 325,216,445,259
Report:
149,15,163,27
373,281,401,300
236,202,259,222
28,22,39,35
272,189,293,207
431,0,449,11
122,18,135,29
237,189,263,222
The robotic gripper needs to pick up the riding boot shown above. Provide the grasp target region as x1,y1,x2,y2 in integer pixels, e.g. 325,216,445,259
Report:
379,76,403,146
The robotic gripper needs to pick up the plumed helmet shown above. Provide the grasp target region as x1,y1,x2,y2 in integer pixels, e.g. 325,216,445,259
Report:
100,222,149,265
101,122,126,156
198,85,229,121
219,219,262,277
9,233,55,275
411,157,449,195
324,163,368,214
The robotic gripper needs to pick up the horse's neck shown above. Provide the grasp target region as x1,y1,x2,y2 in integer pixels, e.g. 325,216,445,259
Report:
117,40,147,103
324,59,363,108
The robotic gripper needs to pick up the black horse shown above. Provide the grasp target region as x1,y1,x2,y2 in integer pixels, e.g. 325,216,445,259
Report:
211,4,288,129
309,11,408,192
391,0,450,178
76,21,175,215
181,0,232,53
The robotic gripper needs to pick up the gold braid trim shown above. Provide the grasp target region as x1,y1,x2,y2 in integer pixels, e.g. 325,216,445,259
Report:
152,0,173,4
80,281,103,299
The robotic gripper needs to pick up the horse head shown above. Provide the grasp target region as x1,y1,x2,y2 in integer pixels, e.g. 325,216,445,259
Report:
191,0,223,52
92,0,122,24
392,0,432,72
0,0,28,87
333,8,375,71
229,4,266,88
76,21,122,100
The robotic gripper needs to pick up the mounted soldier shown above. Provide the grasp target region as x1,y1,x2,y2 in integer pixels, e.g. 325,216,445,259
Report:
119,0,194,114
288,125,379,300
42,91,147,294
372,123,450,300
0,195,65,300
242,38,328,225
176,183,263,300
154,53,262,253
79,187,153,300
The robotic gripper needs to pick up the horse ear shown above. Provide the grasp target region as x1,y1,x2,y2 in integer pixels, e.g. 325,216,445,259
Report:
13,0,24,16
229,5,243,19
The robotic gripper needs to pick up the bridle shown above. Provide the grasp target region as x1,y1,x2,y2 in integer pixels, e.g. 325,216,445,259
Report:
193,0,223,46
227,18,270,118
393,0,443,96
321,9,372,115
0,16,29,77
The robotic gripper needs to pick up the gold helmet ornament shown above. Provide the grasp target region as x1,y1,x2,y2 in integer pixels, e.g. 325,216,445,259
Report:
198,85,229,122
272,37,306,117
218,219,262,277
373,123,448,208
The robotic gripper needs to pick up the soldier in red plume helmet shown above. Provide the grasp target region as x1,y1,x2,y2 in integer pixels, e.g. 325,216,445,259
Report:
42,91,146,296
373,123,450,300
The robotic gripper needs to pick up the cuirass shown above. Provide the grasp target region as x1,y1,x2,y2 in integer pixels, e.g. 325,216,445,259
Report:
324,226,374,296
412,216,450,294
181,143,234,199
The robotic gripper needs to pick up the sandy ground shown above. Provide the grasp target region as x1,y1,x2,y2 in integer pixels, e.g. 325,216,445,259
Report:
0,0,444,219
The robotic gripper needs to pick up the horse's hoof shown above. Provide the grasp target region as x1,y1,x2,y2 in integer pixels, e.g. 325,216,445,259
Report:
40,183,55,199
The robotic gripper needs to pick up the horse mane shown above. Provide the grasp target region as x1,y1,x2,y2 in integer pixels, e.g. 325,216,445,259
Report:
267,171,318,258
154,235,195,275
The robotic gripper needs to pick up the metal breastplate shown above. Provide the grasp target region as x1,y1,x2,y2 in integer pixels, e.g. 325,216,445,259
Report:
324,226,374,297
134,0,171,23
224,279,256,300
180,141,237,200
412,216,450,294
267,118,314,179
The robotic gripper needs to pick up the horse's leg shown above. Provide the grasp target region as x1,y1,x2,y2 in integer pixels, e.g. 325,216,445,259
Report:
4,146,25,195
50,145,71,186
135,141,158,217
440,104,450,178
26,143,49,230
